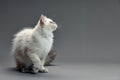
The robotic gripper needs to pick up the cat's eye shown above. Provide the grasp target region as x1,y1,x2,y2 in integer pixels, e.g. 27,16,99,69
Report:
50,21,55,24
50,21,53,23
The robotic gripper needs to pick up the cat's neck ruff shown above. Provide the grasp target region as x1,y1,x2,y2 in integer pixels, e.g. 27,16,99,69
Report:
33,25,54,38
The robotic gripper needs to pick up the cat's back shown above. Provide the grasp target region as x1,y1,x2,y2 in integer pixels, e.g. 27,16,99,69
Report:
12,28,33,53
13,28,33,44
15,28,33,37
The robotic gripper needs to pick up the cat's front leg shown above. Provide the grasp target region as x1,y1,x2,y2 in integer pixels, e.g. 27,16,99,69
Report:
39,58,48,73
28,54,41,74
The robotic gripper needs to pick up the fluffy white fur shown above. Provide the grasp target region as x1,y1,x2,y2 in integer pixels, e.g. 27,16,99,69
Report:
12,15,57,73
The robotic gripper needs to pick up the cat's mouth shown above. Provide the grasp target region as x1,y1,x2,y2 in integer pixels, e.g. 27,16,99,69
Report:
52,24,57,31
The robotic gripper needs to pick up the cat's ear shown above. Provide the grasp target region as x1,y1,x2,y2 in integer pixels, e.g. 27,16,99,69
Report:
40,14,45,27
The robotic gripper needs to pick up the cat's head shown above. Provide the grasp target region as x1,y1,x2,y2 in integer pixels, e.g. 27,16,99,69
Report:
38,14,57,31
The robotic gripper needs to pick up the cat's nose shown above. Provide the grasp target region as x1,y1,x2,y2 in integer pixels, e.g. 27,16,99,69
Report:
53,22,56,24
55,24,58,28
52,24,57,30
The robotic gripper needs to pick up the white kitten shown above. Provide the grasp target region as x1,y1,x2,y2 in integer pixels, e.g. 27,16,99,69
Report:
12,15,57,73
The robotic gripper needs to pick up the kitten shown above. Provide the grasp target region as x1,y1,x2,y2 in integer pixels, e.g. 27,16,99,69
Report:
12,15,57,73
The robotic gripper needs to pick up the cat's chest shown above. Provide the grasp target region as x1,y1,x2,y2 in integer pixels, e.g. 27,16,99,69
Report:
39,37,53,47
37,37,53,54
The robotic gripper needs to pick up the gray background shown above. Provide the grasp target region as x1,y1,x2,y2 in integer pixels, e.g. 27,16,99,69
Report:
0,0,120,63
0,0,120,80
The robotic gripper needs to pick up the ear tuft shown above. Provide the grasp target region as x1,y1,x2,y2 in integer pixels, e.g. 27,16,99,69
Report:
40,14,45,27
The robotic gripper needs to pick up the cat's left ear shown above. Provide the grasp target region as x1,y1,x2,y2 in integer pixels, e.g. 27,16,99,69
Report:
40,14,45,27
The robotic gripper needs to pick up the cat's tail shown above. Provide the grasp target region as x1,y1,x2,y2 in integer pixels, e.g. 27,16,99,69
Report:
44,49,57,66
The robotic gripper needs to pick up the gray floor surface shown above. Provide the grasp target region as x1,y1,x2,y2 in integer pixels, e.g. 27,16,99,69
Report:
0,63,120,80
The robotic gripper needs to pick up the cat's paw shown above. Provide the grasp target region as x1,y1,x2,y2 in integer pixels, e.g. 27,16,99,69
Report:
20,68,26,73
30,67,39,74
17,67,29,73
39,67,48,73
